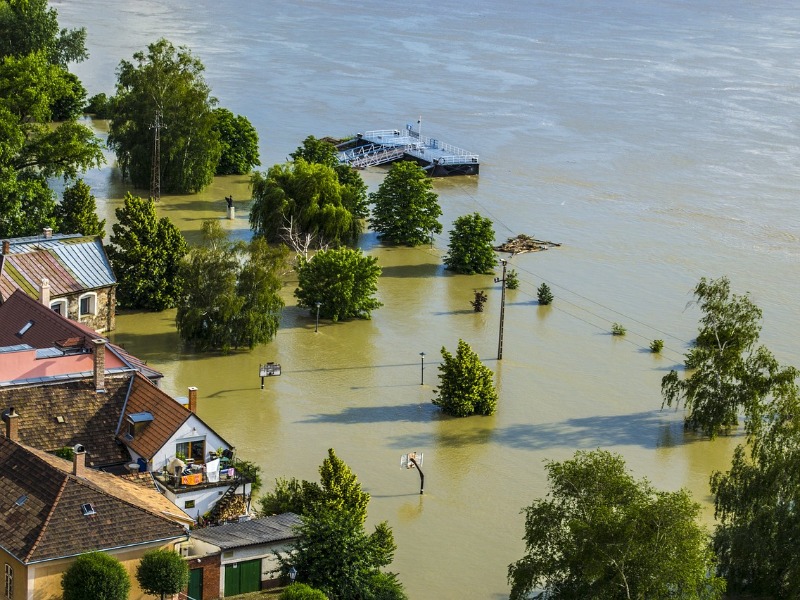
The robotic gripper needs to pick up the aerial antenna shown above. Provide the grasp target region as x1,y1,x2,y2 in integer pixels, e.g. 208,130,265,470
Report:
150,110,164,202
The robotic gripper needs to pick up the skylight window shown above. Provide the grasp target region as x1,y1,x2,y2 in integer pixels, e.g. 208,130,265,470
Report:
80,503,96,516
15,495,27,507
17,320,33,336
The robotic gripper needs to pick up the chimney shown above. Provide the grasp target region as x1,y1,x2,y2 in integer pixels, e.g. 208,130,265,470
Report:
3,408,19,442
43,227,52,239
2,240,8,255
91,338,106,392
188,387,198,413
72,444,86,477
39,278,50,306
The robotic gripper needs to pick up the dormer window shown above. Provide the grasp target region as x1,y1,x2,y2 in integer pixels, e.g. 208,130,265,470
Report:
126,412,153,439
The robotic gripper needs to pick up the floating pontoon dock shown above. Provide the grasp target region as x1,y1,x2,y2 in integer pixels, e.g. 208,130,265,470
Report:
338,122,479,177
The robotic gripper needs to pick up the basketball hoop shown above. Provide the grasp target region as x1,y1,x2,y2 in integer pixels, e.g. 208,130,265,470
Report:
399,451,425,494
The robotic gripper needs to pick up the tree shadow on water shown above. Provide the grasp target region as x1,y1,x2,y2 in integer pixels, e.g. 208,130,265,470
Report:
301,402,439,425
393,410,719,452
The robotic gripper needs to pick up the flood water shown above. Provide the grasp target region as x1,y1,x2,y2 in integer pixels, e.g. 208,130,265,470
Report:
55,1,800,598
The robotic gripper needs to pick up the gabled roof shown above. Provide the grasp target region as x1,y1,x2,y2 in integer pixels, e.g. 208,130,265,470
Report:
0,437,186,564
119,374,193,461
0,376,132,467
190,513,301,550
25,446,194,526
0,289,162,381
0,233,115,301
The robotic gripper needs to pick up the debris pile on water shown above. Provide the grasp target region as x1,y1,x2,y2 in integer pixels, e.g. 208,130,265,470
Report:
494,234,561,254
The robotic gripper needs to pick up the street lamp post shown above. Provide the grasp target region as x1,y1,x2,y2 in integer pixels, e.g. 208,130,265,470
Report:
494,258,508,360
419,352,426,385
314,301,321,333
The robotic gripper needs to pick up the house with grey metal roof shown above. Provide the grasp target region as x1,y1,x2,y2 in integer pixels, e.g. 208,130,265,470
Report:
0,228,117,332
183,513,302,596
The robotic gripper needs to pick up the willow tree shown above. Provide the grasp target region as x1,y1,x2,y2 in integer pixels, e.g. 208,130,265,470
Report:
109,38,221,193
508,450,724,600
661,276,797,438
176,220,287,352
250,159,362,246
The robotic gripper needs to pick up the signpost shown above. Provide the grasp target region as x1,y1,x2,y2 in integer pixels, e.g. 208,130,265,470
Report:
259,362,281,389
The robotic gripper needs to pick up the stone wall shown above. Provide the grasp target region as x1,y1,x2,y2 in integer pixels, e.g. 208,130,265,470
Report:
63,285,116,333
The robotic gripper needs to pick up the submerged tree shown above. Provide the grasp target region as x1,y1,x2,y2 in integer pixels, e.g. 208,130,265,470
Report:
176,220,287,352
109,38,221,193
508,450,725,600
369,161,442,246
661,276,797,438
710,374,800,597
250,159,362,246
212,107,260,175
294,248,382,322
433,339,497,417
107,193,187,310
443,212,496,274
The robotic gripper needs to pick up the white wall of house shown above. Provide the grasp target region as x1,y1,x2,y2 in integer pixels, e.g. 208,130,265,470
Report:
151,414,230,472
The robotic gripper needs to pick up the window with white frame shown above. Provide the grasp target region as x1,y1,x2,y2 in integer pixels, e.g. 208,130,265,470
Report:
50,299,67,316
5,563,12,599
79,293,96,317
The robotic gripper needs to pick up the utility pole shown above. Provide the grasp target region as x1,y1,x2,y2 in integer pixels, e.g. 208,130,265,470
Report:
150,110,163,202
494,258,508,360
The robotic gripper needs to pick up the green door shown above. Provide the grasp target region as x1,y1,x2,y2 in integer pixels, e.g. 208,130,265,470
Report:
224,559,261,596
188,568,203,600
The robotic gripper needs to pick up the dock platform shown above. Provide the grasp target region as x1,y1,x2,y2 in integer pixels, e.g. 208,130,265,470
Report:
338,123,479,177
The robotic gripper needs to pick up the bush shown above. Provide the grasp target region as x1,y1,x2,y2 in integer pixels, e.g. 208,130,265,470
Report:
537,283,553,305
443,213,496,274
136,549,189,600
433,339,497,417
612,323,627,336
62,552,130,600
280,583,329,599
650,339,664,353
505,269,520,290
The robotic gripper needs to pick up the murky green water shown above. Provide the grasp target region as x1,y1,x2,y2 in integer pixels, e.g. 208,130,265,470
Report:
55,1,800,597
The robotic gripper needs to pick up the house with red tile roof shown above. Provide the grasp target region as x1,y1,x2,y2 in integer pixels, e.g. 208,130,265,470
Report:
0,289,247,524
0,229,117,332
0,433,188,600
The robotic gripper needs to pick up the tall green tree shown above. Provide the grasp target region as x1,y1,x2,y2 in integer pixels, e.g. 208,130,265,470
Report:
54,179,105,236
108,38,221,193
433,339,497,417
107,193,188,310
0,50,103,238
274,450,405,600
176,220,286,352
212,107,260,175
443,212,496,274
136,549,189,600
508,450,725,600
0,0,88,66
710,374,800,597
294,248,382,322
369,161,442,246
290,135,368,222
250,159,362,246
61,552,131,600
661,276,797,438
